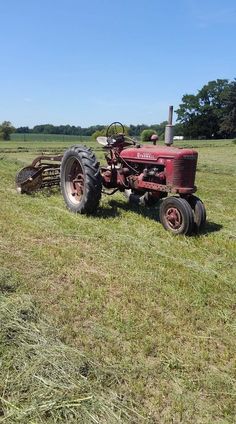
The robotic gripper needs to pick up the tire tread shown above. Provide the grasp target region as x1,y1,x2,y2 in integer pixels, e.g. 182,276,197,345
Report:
60,145,102,214
159,196,194,235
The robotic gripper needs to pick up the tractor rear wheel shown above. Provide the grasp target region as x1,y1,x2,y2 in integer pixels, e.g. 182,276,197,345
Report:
159,196,194,235
60,145,102,214
187,195,206,232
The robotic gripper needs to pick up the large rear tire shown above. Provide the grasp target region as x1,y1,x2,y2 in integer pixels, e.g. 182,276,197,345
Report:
187,195,206,232
60,145,102,214
159,196,194,235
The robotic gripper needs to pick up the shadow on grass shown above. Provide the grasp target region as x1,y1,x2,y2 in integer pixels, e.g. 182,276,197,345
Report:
98,199,160,221
97,199,223,236
95,204,123,219
202,221,223,235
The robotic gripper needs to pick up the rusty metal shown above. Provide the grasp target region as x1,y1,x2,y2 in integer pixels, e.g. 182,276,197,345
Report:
67,159,84,202
165,207,182,230
32,155,62,167
16,155,61,193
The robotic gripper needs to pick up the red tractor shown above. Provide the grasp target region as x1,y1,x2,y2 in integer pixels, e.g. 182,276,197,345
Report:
16,118,206,235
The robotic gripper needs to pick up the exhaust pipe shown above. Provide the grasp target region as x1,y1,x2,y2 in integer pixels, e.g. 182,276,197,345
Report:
165,106,174,146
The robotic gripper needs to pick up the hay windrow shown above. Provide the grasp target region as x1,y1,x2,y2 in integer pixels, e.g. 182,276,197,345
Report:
0,290,142,423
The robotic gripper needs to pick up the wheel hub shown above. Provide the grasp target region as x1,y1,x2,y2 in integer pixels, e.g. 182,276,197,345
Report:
165,207,182,229
71,172,84,200
65,158,85,204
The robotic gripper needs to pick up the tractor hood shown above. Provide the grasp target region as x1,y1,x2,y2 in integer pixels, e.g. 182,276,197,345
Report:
120,145,198,163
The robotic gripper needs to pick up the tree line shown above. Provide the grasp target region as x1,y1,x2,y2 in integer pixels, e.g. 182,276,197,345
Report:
1,78,236,140
15,122,169,139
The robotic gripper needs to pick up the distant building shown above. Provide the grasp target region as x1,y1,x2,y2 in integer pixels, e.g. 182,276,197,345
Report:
173,136,184,140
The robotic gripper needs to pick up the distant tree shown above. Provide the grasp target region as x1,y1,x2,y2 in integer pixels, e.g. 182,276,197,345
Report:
42,124,54,134
151,121,168,139
129,124,147,137
91,129,106,140
32,125,44,133
141,129,157,142
175,79,231,138
129,124,139,137
220,80,236,137
129,123,166,138
0,121,15,140
174,122,184,136
83,125,106,136
16,126,29,133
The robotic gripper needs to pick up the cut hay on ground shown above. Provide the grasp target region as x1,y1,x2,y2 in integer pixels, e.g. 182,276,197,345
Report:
0,270,142,423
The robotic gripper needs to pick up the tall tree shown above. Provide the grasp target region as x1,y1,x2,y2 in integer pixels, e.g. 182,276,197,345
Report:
0,121,15,140
176,80,231,138
220,80,236,137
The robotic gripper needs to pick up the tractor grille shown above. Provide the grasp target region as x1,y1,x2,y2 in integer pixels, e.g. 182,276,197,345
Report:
172,157,197,188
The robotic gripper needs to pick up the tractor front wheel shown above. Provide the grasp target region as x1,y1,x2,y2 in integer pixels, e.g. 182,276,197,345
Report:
159,196,194,235
60,145,102,214
187,195,206,232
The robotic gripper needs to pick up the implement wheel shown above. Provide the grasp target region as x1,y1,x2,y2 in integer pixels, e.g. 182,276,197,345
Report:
160,196,194,235
16,166,42,194
60,145,102,214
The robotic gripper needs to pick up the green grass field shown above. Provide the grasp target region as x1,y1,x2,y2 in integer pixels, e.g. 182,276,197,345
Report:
0,138,236,423
11,133,90,143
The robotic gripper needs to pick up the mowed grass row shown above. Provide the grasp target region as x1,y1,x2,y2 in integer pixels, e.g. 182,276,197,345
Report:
0,139,236,423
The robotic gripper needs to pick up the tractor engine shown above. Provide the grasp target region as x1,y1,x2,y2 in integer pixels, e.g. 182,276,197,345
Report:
118,145,198,195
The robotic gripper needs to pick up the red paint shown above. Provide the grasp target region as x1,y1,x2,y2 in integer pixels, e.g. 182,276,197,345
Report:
101,143,198,195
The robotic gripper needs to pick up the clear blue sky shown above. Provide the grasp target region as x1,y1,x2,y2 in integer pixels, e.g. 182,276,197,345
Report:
0,0,235,128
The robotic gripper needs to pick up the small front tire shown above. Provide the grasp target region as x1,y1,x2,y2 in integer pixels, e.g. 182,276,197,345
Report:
187,195,206,232
159,196,194,235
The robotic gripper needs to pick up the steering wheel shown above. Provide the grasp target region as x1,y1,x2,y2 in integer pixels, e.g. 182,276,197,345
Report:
106,122,125,138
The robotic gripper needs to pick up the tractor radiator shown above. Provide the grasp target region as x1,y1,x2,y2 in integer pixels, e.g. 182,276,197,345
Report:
172,157,197,188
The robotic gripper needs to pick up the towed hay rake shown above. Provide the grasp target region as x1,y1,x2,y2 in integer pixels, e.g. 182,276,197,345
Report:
16,155,62,194
16,108,206,235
